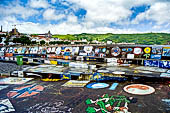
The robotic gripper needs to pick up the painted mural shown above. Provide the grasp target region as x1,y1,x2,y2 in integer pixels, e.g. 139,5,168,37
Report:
85,94,131,113
0,99,15,113
0,77,34,84
62,80,89,87
144,60,159,67
7,84,44,99
152,47,162,54
86,83,109,89
162,47,170,57
123,84,155,95
111,47,121,57
0,85,8,91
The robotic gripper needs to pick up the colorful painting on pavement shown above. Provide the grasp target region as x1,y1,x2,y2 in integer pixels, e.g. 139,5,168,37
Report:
124,84,155,95
144,60,159,67
162,47,170,56
41,78,60,81
0,77,34,84
84,46,93,54
60,74,71,80
90,73,105,81
62,80,89,87
160,73,170,78
26,100,73,113
159,61,170,68
64,47,72,56
85,94,131,113
133,47,142,55
150,54,161,59
162,99,170,111
0,85,8,91
86,83,109,89
144,47,151,54
152,47,162,54
55,47,61,55
111,47,121,56
0,99,15,113
72,47,79,55
109,83,118,90
7,84,44,99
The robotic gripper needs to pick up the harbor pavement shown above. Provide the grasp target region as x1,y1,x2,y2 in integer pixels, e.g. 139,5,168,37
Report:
0,77,170,113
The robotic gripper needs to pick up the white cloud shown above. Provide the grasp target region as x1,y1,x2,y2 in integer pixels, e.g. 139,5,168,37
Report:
51,0,57,4
66,0,157,24
67,15,78,23
0,4,39,19
43,8,66,20
29,0,49,8
132,2,170,25
67,0,131,24
1,0,170,34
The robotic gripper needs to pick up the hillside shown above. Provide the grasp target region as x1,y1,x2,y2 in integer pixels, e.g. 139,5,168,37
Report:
52,33,170,45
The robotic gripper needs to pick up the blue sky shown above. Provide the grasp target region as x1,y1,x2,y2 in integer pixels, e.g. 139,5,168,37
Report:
0,0,170,34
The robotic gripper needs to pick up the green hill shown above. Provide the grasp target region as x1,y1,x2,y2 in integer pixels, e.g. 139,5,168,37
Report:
52,33,170,45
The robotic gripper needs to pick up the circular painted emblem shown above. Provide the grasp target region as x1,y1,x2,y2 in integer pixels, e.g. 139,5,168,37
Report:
111,47,121,56
55,47,61,55
47,47,52,53
102,48,106,53
86,83,109,89
133,47,142,55
144,47,151,54
95,48,100,54
84,46,93,53
123,84,155,95
7,84,44,99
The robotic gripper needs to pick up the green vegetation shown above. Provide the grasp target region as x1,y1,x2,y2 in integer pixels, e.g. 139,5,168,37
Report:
40,40,46,45
52,33,170,45
49,41,71,45
13,36,31,45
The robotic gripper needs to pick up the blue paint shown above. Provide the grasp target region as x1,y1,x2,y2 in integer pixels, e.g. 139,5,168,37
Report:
60,74,71,80
159,61,170,68
144,60,159,67
150,54,162,59
109,83,118,90
162,48,170,56
86,83,109,89
11,84,42,99
0,104,9,112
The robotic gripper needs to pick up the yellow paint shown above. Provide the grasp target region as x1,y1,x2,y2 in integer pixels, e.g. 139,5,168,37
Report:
164,47,170,49
64,56,69,60
144,47,151,54
50,60,57,65
61,75,70,79
41,78,60,81
134,70,138,73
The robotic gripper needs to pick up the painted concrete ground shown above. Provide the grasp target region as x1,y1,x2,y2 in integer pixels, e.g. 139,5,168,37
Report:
0,78,170,113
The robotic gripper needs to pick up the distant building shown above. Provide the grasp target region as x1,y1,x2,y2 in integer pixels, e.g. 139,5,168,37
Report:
0,25,2,32
9,28,20,36
0,32,6,35
46,30,52,38
36,30,52,38
106,41,113,44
